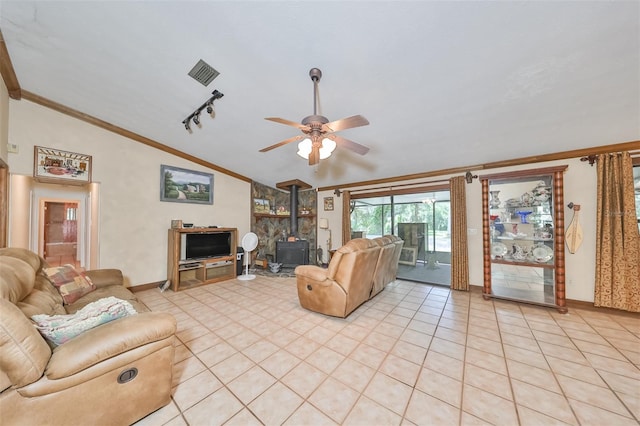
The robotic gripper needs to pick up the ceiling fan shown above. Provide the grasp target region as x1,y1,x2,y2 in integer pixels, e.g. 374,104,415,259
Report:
260,68,370,166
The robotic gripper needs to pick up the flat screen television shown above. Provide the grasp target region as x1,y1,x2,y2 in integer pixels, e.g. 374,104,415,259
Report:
180,232,232,261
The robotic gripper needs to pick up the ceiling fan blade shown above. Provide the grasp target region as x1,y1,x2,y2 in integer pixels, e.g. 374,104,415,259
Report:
328,134,370,155
259,135,303,153
265,117,309,131
322,115,369,132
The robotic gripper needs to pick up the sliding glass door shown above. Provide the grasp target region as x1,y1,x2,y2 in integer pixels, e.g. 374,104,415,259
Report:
350,189,451,285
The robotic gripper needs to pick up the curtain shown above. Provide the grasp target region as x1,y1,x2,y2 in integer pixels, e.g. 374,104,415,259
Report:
594,152,640,312
450,176,469,291
342,190,351,246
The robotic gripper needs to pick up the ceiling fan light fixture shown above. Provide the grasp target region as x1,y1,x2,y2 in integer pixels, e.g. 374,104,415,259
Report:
296,138,336,160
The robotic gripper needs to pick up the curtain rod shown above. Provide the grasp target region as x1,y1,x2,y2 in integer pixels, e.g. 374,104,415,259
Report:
345,177,453,195
581,150,640,166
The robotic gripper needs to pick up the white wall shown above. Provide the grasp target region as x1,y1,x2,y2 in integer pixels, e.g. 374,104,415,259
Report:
321,158,598,303
7,99,251,287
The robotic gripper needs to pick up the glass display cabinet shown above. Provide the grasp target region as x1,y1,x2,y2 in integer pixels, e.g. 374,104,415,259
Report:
480,166,568,313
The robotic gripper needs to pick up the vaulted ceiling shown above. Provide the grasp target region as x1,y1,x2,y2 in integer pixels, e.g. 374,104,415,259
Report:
1,1,638,188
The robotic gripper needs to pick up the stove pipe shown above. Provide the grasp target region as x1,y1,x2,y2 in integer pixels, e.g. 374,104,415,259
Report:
290,184,299,236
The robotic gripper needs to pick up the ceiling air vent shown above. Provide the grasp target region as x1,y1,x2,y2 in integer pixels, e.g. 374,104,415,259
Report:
188,59,219,87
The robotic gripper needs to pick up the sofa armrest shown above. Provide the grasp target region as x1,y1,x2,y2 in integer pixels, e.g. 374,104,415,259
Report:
294,265,331,282
84,269,124,289
45,312,176,379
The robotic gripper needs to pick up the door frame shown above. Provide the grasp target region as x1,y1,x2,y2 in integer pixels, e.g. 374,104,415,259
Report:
31,185,90,267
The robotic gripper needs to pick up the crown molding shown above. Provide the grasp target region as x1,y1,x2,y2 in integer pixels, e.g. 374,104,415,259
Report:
21,91,252,183
0,29,21,100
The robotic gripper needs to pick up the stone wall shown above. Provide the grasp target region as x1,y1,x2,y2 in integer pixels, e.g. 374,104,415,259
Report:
251,181,317,265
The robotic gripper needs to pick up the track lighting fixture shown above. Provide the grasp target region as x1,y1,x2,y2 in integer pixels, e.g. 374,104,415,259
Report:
182,89,224,131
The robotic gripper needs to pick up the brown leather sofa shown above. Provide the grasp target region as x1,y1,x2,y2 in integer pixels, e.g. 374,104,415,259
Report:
0,248,177,426
295,236,403,318
371,235,404,297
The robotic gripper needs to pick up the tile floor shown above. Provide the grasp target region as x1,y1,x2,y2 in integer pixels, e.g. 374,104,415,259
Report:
133,276,639,426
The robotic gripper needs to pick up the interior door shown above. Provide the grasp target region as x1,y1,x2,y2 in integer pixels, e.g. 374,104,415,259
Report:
43,201,79,267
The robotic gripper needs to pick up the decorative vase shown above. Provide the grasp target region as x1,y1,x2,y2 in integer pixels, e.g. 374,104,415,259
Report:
489,190,501,208
516,211,533,224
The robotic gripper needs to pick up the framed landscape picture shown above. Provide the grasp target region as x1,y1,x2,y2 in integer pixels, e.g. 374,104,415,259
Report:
33,146,92,185
160,165,213,204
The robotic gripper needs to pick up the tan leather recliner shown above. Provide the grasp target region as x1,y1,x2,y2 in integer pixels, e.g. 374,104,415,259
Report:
0,248,177,426
295,238,382,318
371,235,404,297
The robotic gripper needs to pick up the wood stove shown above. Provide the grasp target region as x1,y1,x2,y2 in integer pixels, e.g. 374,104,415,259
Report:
276,240,309,268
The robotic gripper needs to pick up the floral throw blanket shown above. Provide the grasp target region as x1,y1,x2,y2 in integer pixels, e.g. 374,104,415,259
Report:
32,296,137,346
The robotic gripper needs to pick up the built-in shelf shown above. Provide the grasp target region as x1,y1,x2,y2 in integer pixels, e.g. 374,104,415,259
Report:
254,213,316,219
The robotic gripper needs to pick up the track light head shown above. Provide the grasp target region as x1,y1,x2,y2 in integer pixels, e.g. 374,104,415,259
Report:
182,89,224,131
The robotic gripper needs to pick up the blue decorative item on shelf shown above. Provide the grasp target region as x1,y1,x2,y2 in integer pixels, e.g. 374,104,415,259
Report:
516,211,533,224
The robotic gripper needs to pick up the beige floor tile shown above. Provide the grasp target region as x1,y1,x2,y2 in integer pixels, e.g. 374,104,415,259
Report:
465,346,508,375
283,402,338,426
464,363,513,400
400,328,433,348
267,327,301,347
556,374,632,417
572,338,627,361
133,400,181,426
598,369,640,395
350,343,387,369
324,333,360,357
462,384,518,425
363,372,413,416
379,353,421,386
308,377,360,423
466,333,504,357
227,365,277,405
506,358,562,393
415,367,462,408
405,389,461,425
281,361,327,399
617,391,640,420
210,352,255,384
511,379,577,424
503,343,549,370
248,382,304,426
430,336,466,361
569,398,639,426
183,387,243,426
259,348,301,379
500,331,540,352
306,346,345,375
242,338,280,363
390,339,428,365
363,330,398,352
331,358,375,393
585,352,640,379
546,355,607,387
196,340,237,367
460,411,492,425
285,335,321,359
516,405,577,426
340,323,370,341
538,341,589,363
172,370,222,412
424,350,464,381
183,332,222,354
172,356,207,387
343,396,402,426
226,328,262,350
224,408,263,426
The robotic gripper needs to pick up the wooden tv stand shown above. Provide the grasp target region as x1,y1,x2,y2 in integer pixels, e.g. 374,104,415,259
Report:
167,227,237,292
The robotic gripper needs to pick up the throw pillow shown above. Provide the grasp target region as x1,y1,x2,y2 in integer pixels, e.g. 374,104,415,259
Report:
43,264,96,304
32,296,137,346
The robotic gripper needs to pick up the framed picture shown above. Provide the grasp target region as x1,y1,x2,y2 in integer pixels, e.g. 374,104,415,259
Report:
324,196,334,211
33,146,92,185
160,165,213,204
399,247,418,266
254,198,270,214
